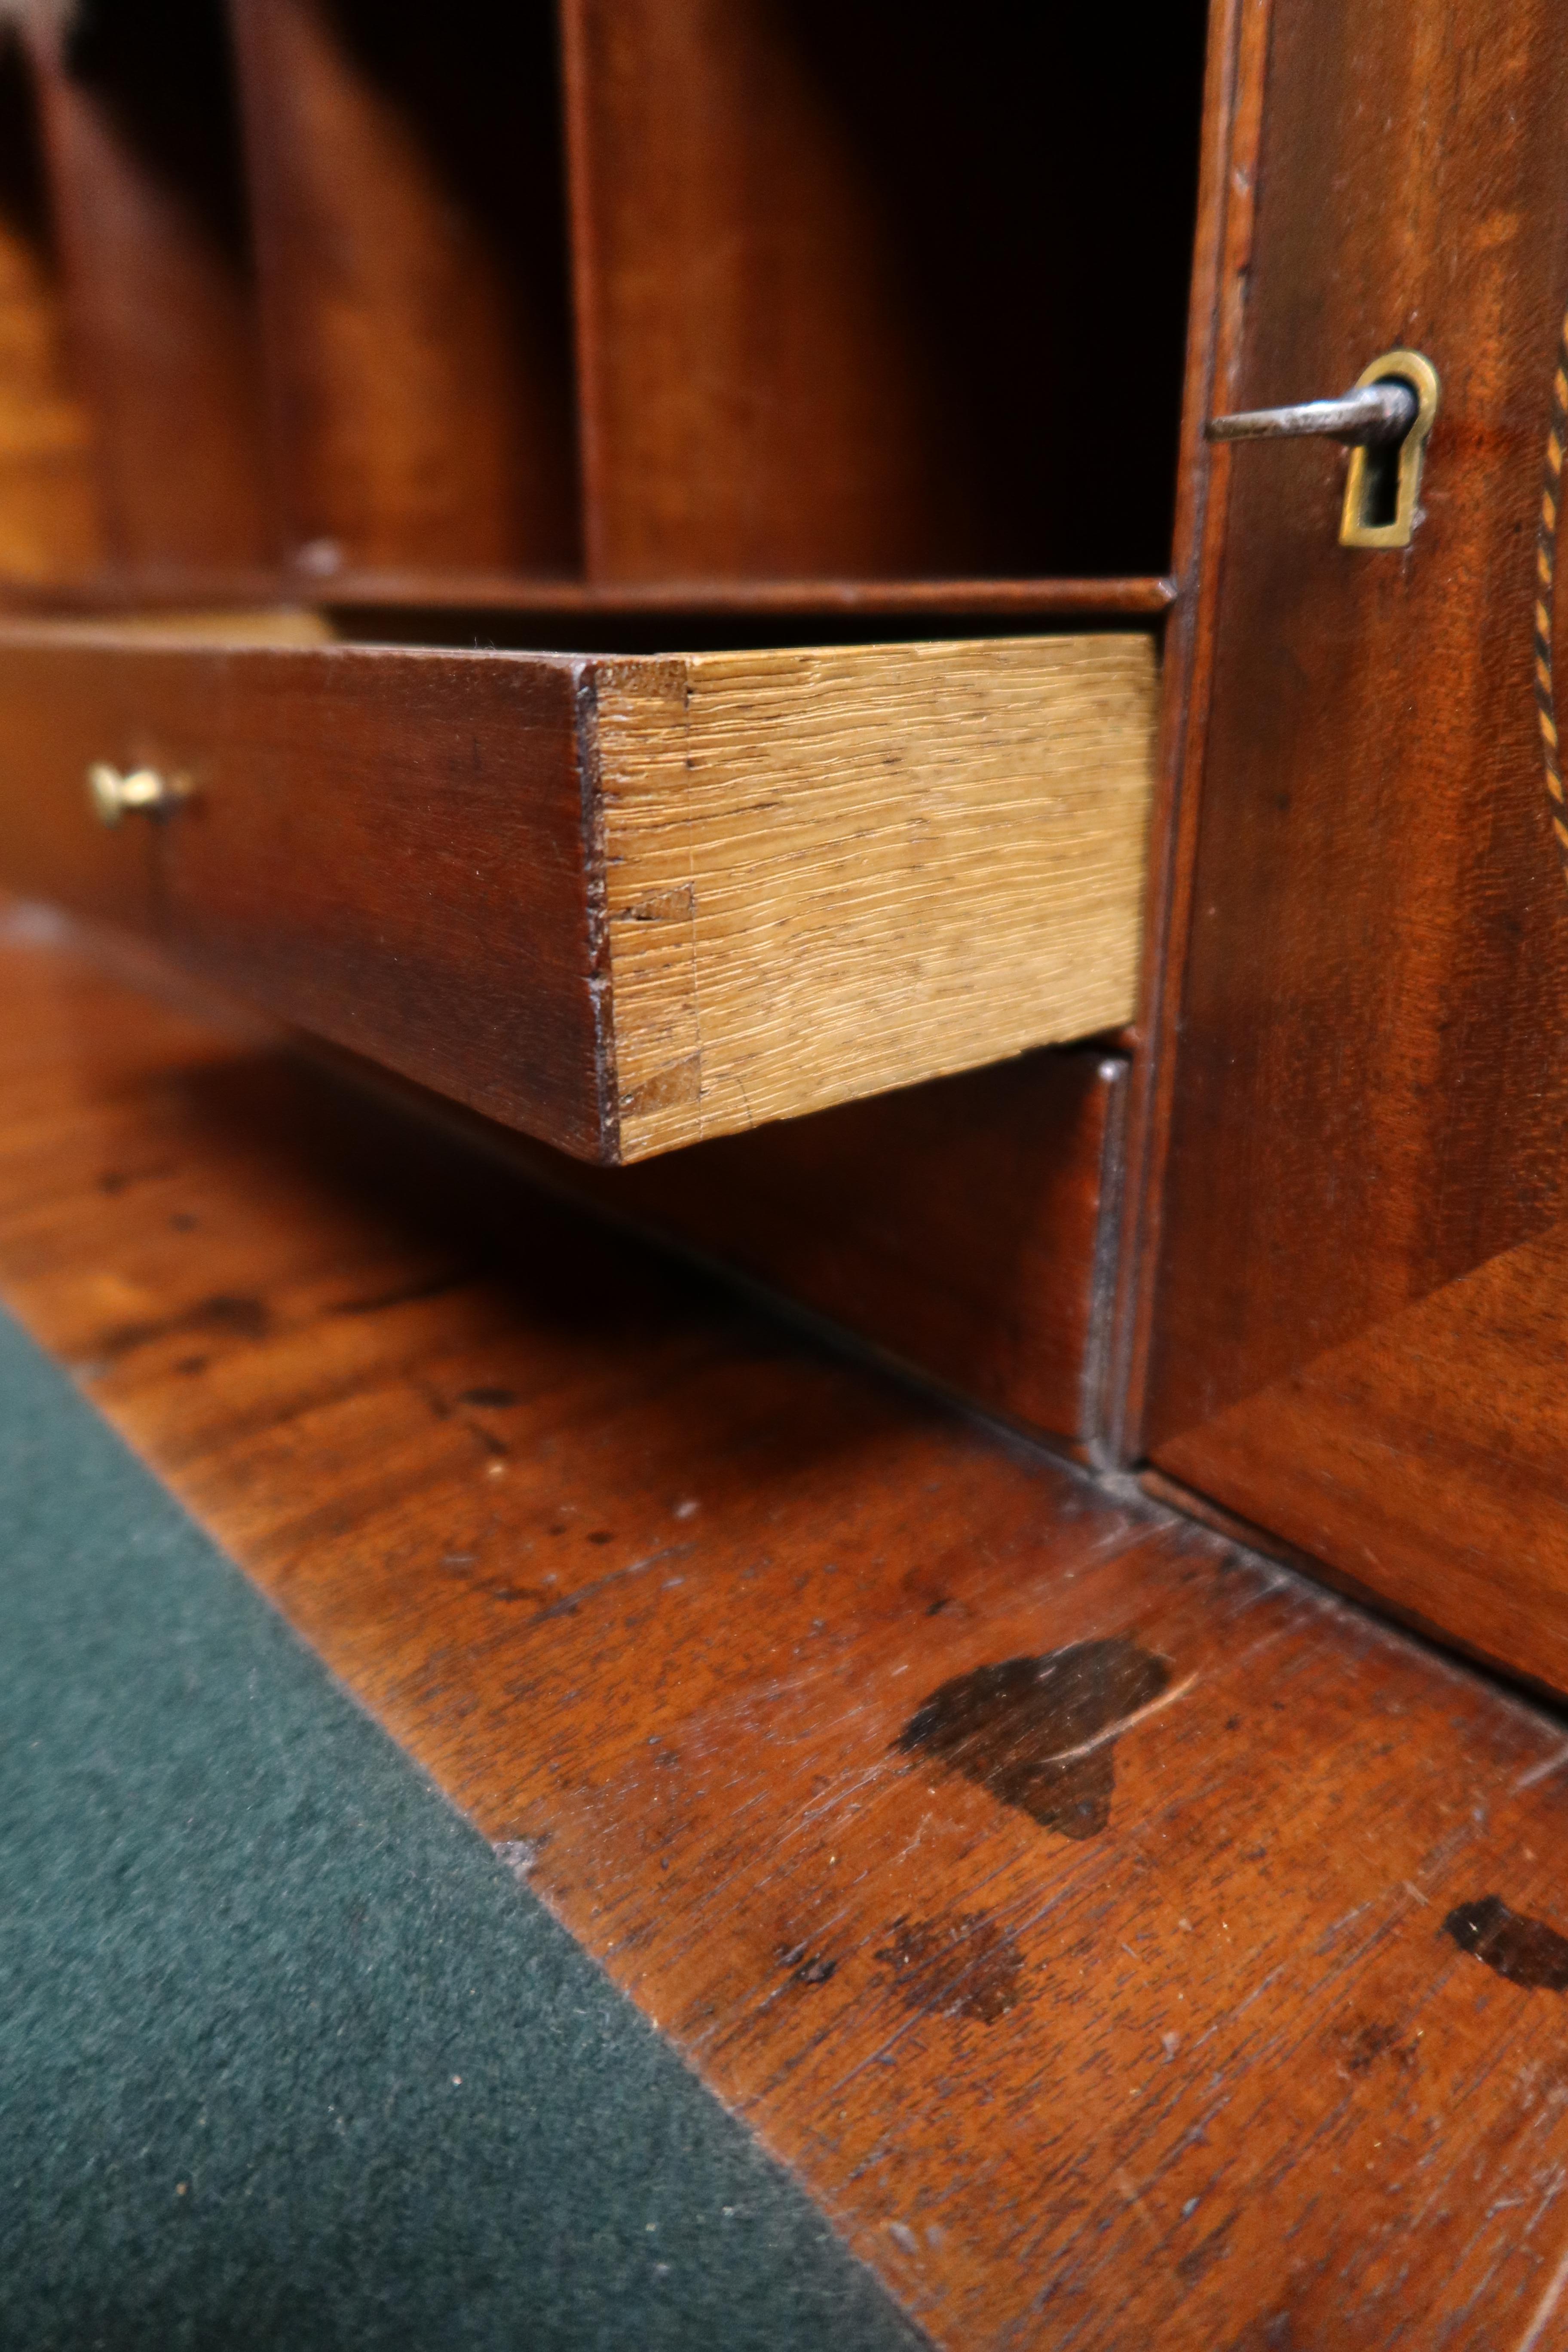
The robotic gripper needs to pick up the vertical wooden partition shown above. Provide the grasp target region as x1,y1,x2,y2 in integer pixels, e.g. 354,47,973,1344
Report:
0,31,101,587
27,0,273,584
560,0,1207,585
229,0,579,585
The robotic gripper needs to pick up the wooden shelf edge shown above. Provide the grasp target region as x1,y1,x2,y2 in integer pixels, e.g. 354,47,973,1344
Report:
0,572,1179,625
321,572,1181,617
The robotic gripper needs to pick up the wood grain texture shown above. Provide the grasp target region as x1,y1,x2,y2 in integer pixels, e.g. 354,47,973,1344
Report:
1156,1220,1568,1697
0,629,607,1153
28,1,274,580
337,1041,1126,1453
9,914,1568,2348
560,0,965,582
0,624,1154,1164
322,573,1181,622
594,1047,1124,1455
560,0,1206,584
230,0,579,581
1148,0,1568,1435
0,33,102,585
1106,0,1265,1462
1139,0,1568,1674
597,636,1157,1156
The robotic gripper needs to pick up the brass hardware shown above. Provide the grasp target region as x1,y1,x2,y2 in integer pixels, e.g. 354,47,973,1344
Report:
1338,350,1440,550
1206,349,1440,551
86,763,190,826
1207,383,1419,447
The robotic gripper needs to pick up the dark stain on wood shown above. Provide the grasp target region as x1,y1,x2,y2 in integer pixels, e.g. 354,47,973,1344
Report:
93,1290,271,1360
458,1385,520,1409
24,925,1568,2343
1444,1896,1568,1992
895,1635,1170,1840
873,1912,1023,2024
97,1162,172,1195
1176,2210,1240,2288
329,1265,478,1317
1338,2018,1418,2075
778,1942,837,1988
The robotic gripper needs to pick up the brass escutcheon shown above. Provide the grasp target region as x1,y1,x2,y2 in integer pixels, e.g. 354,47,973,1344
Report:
1339,349,1440,550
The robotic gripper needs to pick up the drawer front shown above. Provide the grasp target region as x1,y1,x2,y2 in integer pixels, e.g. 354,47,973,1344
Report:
0,634,608,1156
0,640,160,931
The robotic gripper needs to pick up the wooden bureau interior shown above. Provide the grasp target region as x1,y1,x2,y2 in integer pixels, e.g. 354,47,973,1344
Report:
11,6,1568,2341
0,0,1207,1461
3,0,1562,1696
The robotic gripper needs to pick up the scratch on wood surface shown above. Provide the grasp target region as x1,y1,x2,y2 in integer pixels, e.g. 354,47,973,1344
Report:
17,922,1568,2346
1515,1741,1568,1792
524,1544,689,1625
1041,1669,1198,1767
1513,2231,1568,2352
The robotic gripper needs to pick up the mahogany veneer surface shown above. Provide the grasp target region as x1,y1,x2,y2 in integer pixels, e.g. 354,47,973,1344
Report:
30,1,274,580
7,916,1568,2349
1136,0,1568,1686
560,0,1204,586
230,0,579,581
566,1045,1125,1455
329,1038,1125,1456
0,40,103,585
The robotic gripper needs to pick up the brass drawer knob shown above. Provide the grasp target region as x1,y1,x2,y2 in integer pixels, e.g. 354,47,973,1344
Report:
86,763,189,826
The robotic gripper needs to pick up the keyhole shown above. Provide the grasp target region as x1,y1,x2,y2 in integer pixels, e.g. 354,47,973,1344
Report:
1349,377,1416,533
1339,352,1439,551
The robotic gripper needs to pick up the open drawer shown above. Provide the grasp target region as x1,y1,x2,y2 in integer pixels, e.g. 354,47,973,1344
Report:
0,619,1155,1163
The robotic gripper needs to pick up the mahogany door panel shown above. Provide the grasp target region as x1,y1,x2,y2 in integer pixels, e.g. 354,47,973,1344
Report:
1157,1218,1568,1690
1143,0,1568,1682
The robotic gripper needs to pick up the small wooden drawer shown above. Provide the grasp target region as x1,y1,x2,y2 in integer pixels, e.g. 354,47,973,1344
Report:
0,622,1156,1163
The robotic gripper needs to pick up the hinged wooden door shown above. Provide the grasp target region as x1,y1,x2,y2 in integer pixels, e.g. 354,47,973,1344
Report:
1136,0,1568,1688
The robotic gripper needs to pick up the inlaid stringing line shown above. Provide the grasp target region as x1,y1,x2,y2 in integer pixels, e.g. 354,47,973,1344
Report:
1536,310,1568,884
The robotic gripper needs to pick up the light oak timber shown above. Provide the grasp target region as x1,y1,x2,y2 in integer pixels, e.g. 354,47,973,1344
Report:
0,623,1157,1163
6,915,1568,2348
596,635,1156,1157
